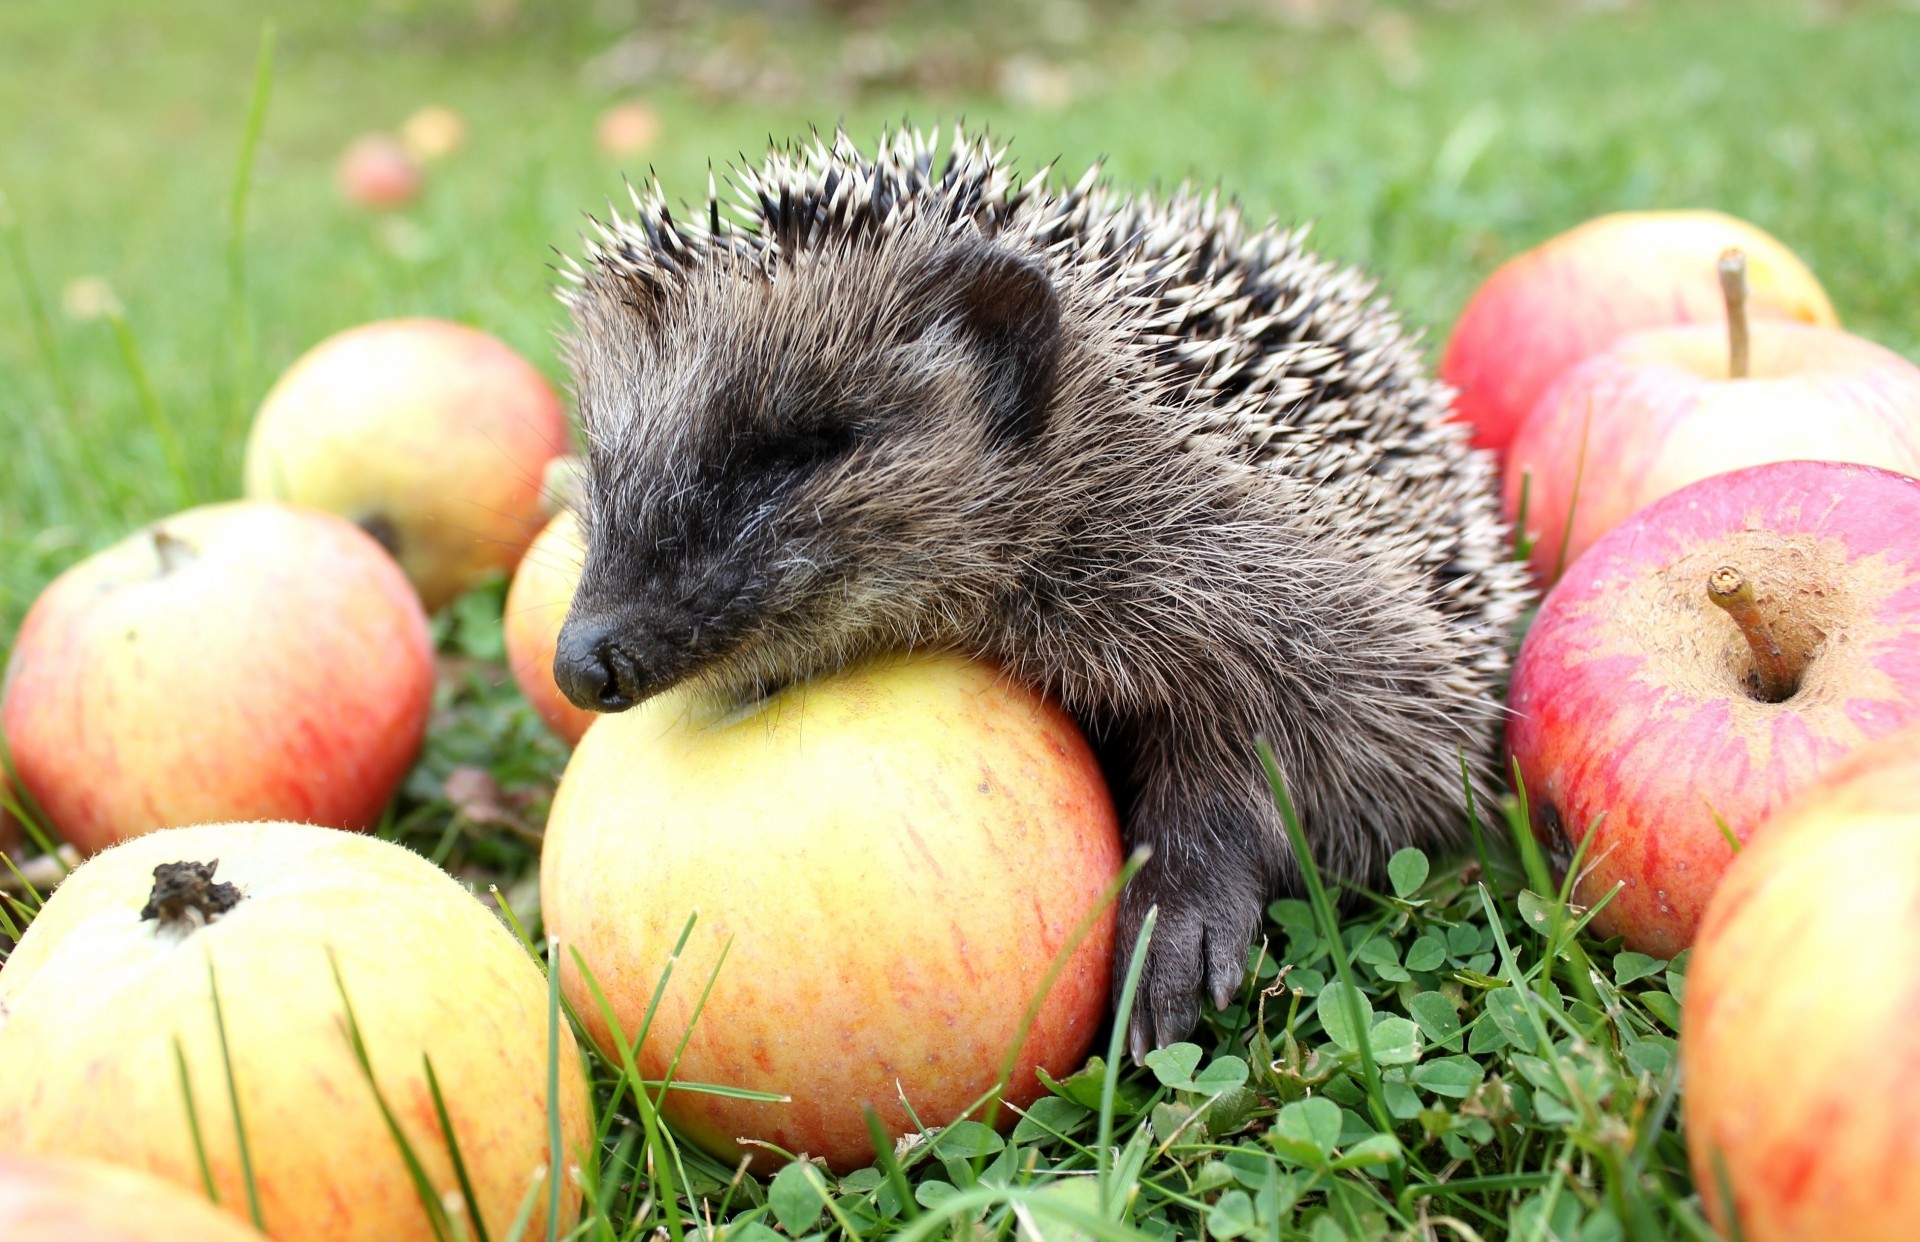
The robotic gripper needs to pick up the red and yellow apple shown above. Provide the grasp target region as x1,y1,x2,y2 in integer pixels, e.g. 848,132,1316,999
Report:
1,502,433,854
542,651,1122,1172
335,133,421,210
0,821,591,1242
243,319,571,612
1506,460,1920,957
1440,210,1838,455
1505,320,1920,584
0,1153,270,1241
1683,725,1920,1241
503,511,595,745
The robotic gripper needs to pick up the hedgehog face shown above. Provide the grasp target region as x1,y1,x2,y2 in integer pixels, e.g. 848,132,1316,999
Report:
552,237,1062,713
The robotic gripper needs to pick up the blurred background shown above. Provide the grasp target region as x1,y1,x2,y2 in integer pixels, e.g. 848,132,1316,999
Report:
3,0,1918,637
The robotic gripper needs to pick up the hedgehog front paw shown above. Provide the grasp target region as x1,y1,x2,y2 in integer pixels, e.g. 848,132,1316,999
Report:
1116,869,1264,1065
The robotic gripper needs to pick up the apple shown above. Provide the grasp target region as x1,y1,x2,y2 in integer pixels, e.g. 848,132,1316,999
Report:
595,102,659,156
0,821,592,1242
503,510,596,745
1505,253,1920,584
335,133,421,210
1682,724,1920,1240
542,651,1122,1173
1506,459,1920,957
0,1153,270,1241
1,502,434,855
399,105,466,161
1440,210,1838,455
243,318,571,612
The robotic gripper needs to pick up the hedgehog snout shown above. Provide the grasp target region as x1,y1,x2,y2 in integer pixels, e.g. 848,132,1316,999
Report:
553,614,642,712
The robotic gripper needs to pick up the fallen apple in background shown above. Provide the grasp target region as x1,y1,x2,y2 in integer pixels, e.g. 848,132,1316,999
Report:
0,1153,270,1241
1,502,433,854
1505,251,1920,584
243,318,571,612
0,821,591,1242
503,510,596,745
542,651,1122,1173
336,132,421,210
595,101,659,156
1506,460,1920,958
1682,725,1920,1241
400,104,466,161
1440,209,1838,455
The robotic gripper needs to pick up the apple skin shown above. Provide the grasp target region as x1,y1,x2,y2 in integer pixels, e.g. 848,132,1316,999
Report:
0,1153,270,1241
1,501,434,855
595,102,659,156
335,133,421,210
399,106,466,161
1506,321,1920,584
1440,210,1838,456
1506,460,1920,958
243,318,571,612
502,511,596,745
0,821,591,1242
1682,725,1920,1241
542,651,1122,1173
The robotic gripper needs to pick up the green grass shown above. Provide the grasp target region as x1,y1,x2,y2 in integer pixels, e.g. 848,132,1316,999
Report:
5,0,1920,1237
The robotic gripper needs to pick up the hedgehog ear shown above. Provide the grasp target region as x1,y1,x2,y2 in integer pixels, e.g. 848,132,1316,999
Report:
916,246,1062,445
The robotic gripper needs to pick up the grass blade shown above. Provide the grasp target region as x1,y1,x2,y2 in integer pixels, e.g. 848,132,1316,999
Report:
1098,894,1155,1214
1256,738,1399,1181
0,188,73,412
545,935,565,1242
426,1055,494,1242
104,302,196,506
173,1035,221,1205
206,961,266,1230
224,21,274,436
328,950,457,1241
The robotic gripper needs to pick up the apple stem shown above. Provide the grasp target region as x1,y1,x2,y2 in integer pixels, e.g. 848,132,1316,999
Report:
1707,566,1798,701
140,859,243,931
151,527,196,576
1718,248,1750,380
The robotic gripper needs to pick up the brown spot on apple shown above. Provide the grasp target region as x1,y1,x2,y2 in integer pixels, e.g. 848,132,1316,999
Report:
139,859,241,931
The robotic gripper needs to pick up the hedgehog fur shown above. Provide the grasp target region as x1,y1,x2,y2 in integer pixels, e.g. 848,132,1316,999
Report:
552,126,1532,1059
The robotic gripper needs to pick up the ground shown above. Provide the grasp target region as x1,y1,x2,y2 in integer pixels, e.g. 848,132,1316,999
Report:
3,0,1918,1238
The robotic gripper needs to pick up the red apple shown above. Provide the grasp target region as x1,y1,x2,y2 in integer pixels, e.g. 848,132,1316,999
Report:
0,821,591,1242
336,133,421,210
1683,725,1920,1240
1441,210,1838,455
0,1153,270,1241
1506,460,1920,957
243,319,571,612
503,510,595,745
1,501,433,854
1506,318,1920,585
542,651,1121,1173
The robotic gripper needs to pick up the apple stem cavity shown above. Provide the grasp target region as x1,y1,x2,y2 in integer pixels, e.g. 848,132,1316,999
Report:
151,527,198,576
140,859,243,932
1707,566,1798,702
1718,248,1750,380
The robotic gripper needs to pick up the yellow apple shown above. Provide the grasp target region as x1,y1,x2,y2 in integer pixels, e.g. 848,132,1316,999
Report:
0,1153,270,1241
542,652,1122,1173
0,821,592,1242
503,511,596,745
1683,725,1920,1240
1,501,434,855
243,319,571,612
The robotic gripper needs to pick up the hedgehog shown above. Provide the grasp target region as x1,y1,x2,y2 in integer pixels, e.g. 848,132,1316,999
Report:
551,127,1532,1060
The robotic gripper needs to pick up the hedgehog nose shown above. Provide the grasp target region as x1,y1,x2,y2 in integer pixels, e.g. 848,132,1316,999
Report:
553,617,639,713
